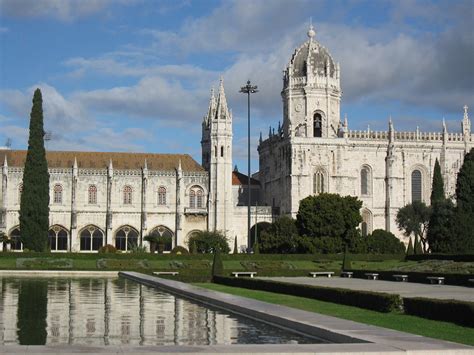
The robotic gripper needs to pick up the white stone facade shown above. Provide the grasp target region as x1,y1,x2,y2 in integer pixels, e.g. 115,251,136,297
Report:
258,25,473,240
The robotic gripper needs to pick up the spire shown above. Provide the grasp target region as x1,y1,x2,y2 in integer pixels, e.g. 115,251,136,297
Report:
177,159,182,172
204,86,216,126
344,113,348,128
143,158,148,172
259,131,263,144
462,104,471,136
442,118,447,133
73,156,78,177
215,76,230,120
307,18,316,41
108,158,113,177
388,116,395,142
3,154,7,168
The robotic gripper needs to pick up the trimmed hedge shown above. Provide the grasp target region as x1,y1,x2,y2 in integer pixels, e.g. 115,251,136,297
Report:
403,297,474,327
213,276,402,313
349,269,473,287
405,254,474,262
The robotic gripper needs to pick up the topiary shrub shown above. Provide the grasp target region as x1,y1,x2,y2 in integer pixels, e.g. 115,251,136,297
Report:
366,229,406,254
171,245,189,255
188,230,230,253
212,249,224,276
98,244,117,254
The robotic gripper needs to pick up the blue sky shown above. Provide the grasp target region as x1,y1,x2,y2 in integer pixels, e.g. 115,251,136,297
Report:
0,0,472,172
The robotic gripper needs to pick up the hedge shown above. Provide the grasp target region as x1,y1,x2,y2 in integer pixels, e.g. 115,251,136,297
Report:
403,297,474,327
348,269,473,286
213,276,402,313
405,254,474,262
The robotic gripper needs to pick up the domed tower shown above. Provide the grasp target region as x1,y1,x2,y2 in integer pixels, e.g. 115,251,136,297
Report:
282,24,341,139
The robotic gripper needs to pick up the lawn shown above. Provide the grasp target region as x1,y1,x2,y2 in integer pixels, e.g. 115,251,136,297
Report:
194,282,474,346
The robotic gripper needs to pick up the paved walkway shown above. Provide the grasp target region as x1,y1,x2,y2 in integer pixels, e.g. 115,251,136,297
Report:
261,277,474,302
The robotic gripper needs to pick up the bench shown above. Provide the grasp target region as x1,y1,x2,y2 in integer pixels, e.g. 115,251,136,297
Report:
427,276,445,285
365,273,379,280
340,271,353,278
309,272,334,278
393,274,408,282
232,272,257,278
153,271,179,276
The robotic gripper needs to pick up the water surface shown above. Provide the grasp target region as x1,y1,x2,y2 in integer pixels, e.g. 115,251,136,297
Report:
0,277,322,346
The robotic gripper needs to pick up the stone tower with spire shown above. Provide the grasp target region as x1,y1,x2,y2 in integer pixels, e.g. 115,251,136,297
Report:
282,23,341,139
201,78,233,235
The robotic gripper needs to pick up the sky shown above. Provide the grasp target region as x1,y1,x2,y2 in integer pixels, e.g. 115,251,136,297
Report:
0,0,473,173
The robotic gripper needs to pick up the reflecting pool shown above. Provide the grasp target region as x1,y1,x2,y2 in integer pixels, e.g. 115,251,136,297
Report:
0,277,323,346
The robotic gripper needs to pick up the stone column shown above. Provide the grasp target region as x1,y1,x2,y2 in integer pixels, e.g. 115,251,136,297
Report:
175,160,183,247
106,159,113,245
140,159,148,246
70,157,78,251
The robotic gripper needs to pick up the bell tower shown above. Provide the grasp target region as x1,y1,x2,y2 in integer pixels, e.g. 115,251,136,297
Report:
282,24,342,139
201,78,233,235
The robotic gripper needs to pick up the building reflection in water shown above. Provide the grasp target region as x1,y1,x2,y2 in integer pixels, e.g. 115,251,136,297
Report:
0,277,313,346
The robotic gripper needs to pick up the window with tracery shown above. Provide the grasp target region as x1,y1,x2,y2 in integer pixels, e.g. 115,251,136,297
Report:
123,185,132,205
313,171,325,194
88,185,97,204
189,186,204,208
158,186,166,205
9,227,22,251
411,170,422,202
361,167,369,195
80,225,104,251
115,226,138,251
53,184,63,204
48,225,68,251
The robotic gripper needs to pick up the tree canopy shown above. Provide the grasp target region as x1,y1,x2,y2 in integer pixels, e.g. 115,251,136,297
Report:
19,89,50,252
396,201,430,253
259,216,299,253
187,230,230,253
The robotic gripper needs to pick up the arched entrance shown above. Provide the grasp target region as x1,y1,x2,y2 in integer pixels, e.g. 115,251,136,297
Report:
249,222,272,249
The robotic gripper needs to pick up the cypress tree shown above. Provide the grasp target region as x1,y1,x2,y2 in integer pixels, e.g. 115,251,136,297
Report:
19,89,50,252
406,237,414,256
451,148,474,253
233,236,238,254
430,159,445,204
414,234,423,254
211,249,224,276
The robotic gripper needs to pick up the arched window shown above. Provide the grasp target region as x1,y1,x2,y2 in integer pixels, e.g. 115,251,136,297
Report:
189,186,204,208
53,184,63,204
9,227,22,251
361,167,369,196
115,226,139,251
48,225,68,251
313,171,325,194
88,185,97,204
149,226,173,252
158,186,167,205
123,185,132,205
80,226,104,251
313,113,322,137
411,170,422,202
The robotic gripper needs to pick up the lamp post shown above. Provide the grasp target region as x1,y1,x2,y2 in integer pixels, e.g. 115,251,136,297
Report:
239,80,258,252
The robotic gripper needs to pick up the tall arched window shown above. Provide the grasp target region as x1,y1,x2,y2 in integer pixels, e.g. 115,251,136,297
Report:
411,170,422,202
115,226,138,251
158,186,166,205
189,186,204,208
88,185,97,204
361,209,372,237
80,225,104,251
149,226,173,252
48,225,68,251
9,227,22,251
361,167,369,196
313,113,322,137
53,184,63,204
313,171,325,194
123,185,132,205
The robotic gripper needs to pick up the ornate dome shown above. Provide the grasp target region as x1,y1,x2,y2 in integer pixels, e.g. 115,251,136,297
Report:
287,26,336,78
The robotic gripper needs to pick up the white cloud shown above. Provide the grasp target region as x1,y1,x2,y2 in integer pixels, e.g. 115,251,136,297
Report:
0,0,138,22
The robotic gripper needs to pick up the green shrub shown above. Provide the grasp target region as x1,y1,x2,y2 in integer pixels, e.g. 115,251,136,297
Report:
342,248,352,270
406,254,474,262
171,246,189,255
366,229,406,254
403,297,474,327
253,242,260,254
213,276,401,312
188,231,230,253
233,236,238,254
190,241,198,254
129,244,147,254
98,244,117,254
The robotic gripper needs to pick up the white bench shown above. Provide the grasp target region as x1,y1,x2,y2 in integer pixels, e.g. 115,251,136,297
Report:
393,274,408,282
153,271,179,276
309,272,334,278
232,272,257,278
427,276,445,285
340,271,353,278
365,273,379,280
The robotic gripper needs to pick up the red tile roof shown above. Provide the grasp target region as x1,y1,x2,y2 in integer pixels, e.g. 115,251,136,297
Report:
232,170,260,186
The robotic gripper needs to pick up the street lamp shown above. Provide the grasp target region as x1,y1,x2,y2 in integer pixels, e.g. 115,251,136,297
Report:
239,80,258,252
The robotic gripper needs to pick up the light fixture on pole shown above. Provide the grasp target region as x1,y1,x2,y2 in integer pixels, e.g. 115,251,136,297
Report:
239,80,258,252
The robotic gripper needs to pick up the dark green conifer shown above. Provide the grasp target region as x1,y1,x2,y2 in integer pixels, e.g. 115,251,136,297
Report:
430,159,445,204
406,237,414,256
211,249,224,276
19,89,50,252
233,236,238,254
414,234,423,254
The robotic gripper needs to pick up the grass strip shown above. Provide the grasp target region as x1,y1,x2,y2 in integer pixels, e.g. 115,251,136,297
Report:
194,282,474,346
